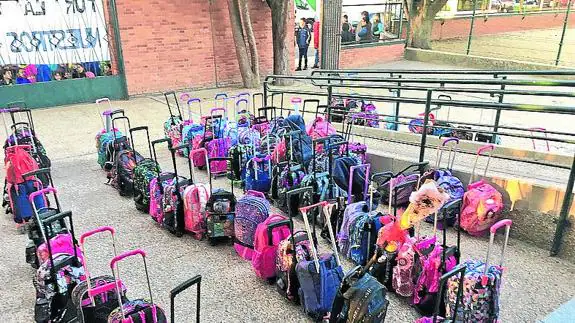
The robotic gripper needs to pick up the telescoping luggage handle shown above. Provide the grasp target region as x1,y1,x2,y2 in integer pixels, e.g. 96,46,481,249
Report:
207,157,234,194
170,275,202,323
1,103,35,131
129,126,153,160
348,164,370,204
247,155,273,180
110,249,156,320
302,99,320,118
96,98,124,132
28,185,61,241
190,148,210,184
7,121,37,152
112,116,132,149
151,138,178,193
322,202,342,267
431,265,467,323
171,143,195,184
470,144,495,184
435,137,459,170
180,93,202,121
41,211,81,275
79,226,120,304
485,219,512,276
300,201,341,273
164,91,183,122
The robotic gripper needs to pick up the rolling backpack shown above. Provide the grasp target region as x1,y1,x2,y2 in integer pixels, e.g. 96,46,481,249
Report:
112,149,144,196
234,190,271,260
205,157,237,245
445,220,512,322
148,138,177,224
252,215,292,281
329,266,389,323
361,102,379,128
276,230,312,303
460,145,504,236
130,127,162,212
228,144,253,184
181,123,205,157
297,202,344,320
106,249,167,323
183,152,210,239
163,91,184,153
34,211,85,323
4,145,46,224
425,138,464,227
306,115,337,142
73,226,127,323
161,143,194,237
244,155,273,193
205,115,231,176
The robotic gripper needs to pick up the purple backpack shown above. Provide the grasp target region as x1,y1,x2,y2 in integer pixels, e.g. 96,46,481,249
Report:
234,191,271,260
206,137,231,175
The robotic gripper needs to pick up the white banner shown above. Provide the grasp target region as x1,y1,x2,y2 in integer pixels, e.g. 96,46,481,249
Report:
0,0,111,65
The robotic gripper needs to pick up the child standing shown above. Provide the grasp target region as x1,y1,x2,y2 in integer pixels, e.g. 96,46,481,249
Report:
296,18,311,71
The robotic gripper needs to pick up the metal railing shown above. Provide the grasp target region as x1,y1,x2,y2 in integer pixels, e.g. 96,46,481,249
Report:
261,72,575,256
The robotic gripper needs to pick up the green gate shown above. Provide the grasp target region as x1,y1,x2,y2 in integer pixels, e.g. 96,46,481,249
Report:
0,0,128,108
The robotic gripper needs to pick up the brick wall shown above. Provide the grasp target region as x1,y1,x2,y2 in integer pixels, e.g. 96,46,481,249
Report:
115,0,285,95
339,42,405,68
432,11,575,40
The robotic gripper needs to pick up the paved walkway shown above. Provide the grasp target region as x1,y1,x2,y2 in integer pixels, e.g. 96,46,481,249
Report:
1,88,574,321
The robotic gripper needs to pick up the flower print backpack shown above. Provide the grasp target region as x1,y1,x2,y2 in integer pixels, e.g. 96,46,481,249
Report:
234,191,271,261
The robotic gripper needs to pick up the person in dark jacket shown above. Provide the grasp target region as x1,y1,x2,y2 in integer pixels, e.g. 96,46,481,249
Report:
341,23,355,43
295,18,311,71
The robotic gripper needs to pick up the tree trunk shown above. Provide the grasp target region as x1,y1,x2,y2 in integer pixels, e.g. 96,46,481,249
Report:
228,0,259,88
268,0,293,86
409,11,435,49
238,0,260,82
404,0,448,49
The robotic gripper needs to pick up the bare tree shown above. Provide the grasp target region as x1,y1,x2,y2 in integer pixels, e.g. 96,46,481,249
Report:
228,0,260,88
404,0,449,49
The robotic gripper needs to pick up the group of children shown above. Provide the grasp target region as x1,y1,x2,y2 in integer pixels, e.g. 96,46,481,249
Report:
0,61,112,86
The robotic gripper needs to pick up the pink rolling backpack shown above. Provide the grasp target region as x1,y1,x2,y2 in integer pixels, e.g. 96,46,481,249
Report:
252,215,292,280
459,145,504,236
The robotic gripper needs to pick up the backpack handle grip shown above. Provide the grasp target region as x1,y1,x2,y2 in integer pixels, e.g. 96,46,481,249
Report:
267,219,292,246
28,186,56,203
246,190,266,199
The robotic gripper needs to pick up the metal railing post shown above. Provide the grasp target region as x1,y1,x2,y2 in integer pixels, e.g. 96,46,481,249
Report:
492,75,506,143
551,153,575,256
398,2,404,40
393,75,402,131
263,82,268,106
556,0,573,66
466,0,478,55
419,90,433,162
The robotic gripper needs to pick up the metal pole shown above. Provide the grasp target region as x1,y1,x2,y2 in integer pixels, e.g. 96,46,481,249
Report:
419,90,433,163
556,0,573,66
466,0,478,55
398,2,404,40
393,75,402,131
492,75,506,143
109,0,129,99
551,152,575,256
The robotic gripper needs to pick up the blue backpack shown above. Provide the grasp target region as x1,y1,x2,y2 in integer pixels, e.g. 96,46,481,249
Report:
348,212,384,266
330,268,389,323
245,155,273,193
181,124,204,156
424,169,464,227
297,254,344,320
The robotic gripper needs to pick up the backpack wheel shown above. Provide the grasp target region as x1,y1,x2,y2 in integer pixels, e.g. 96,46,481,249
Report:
208,238,217,246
